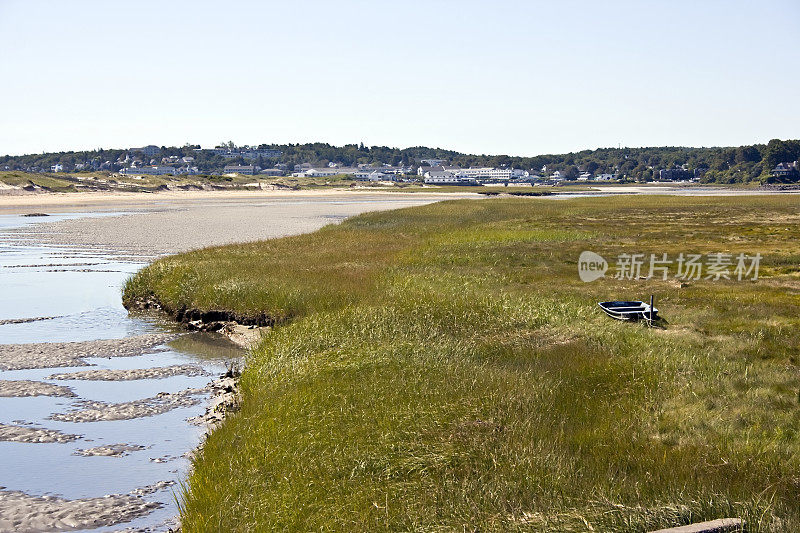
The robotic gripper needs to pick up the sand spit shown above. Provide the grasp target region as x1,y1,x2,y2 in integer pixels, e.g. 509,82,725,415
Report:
0,316,61,326
0,488,161,533
3,192,453,256
0,380,75,397
74,443,146,457
0,333,177,371
49,364,208,381
50,387,209,423
0,423,81,443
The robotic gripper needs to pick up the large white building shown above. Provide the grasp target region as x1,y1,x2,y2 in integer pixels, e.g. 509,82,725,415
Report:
423,171,478,185
420,166,527,182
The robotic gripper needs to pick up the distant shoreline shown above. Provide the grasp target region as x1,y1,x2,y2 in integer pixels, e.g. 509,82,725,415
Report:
2,184,798,215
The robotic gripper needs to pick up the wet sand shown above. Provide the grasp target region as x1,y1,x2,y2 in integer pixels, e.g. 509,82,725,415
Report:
0,380,75,397
74,444,146,457
50,387,209,423
0,423,81,444
48,364,208,381
0,333,177,371
0,487,162,532
2,191,462,257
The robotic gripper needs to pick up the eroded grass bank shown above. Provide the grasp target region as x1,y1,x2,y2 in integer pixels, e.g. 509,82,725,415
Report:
124,196,800,531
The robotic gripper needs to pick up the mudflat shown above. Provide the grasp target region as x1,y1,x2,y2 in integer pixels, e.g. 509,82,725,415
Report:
1,190,462,256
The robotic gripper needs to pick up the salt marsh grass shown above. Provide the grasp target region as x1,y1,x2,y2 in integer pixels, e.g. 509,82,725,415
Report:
125,196,800,531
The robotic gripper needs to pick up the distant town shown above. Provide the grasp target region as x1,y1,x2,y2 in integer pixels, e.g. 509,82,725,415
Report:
2,140,799,188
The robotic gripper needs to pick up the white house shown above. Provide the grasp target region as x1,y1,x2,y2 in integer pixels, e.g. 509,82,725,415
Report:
595,173,614,181
50,163,64,172
354,170,388,181
304,168,341,178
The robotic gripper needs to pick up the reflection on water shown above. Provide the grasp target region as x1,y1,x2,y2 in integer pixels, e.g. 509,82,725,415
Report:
168,331,246,361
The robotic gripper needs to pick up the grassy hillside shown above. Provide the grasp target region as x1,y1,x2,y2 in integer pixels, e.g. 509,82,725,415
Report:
125,196,800,531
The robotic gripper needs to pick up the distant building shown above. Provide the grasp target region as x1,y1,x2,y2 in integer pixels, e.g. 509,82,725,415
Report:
451,167,514,180
595,173,614,181
223,164,259,175
578,172,591,181
423,171,478,185
418,166,525,181
260,168,285,176
50,163,64,172
120,165,177,176
420,158,447,166
418,165,443,176
211,148,282,160
303,168,343,178
129,145,160,157
771,162,798,178
353,170,389,181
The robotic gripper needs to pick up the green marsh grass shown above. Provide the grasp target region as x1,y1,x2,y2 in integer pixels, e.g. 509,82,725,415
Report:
125,196,800,531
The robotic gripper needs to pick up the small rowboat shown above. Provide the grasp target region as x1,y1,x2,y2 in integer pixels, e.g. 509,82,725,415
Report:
598,300,658,321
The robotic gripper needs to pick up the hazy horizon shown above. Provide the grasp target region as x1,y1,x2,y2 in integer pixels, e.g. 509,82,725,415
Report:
1,0,798,157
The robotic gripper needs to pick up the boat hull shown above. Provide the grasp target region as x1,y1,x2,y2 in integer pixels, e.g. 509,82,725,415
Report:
598,301,658,321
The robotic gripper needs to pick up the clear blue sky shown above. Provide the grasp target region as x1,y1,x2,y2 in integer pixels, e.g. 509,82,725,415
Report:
1,0,798,157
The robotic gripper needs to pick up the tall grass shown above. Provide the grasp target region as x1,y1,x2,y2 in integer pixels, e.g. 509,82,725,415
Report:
125,195,800,531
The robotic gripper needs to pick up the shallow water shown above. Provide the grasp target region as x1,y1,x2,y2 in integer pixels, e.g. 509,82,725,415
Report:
0,212,244,532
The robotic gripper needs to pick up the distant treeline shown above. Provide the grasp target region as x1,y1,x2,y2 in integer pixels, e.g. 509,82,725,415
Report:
2,139,799,183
